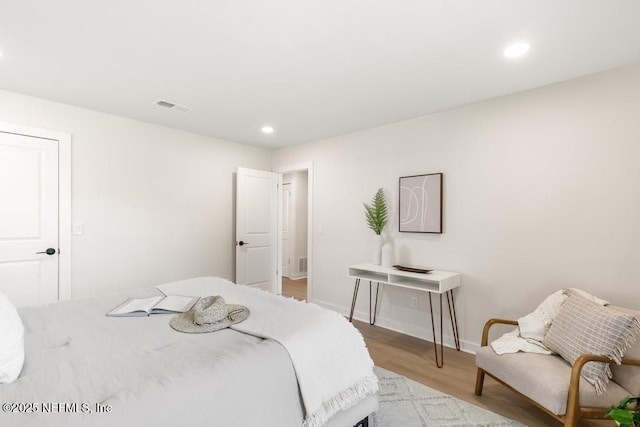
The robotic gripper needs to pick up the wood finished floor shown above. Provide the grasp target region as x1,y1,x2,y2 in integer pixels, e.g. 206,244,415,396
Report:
281,278,607,427
282,276,308,302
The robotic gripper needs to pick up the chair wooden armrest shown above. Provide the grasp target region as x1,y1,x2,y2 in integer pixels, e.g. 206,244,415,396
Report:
480,318,518,346
474,318,519,396
565,354,640,426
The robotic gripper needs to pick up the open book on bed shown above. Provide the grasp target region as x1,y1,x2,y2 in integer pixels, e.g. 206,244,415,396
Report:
106,294,199,317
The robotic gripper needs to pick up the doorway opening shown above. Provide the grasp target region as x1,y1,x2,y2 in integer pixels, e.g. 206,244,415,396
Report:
277,163,312,302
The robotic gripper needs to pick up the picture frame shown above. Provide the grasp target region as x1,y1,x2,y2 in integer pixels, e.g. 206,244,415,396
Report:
399,173,443,233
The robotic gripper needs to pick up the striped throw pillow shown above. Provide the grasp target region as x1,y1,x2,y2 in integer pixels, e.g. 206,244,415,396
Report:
543,292,640,395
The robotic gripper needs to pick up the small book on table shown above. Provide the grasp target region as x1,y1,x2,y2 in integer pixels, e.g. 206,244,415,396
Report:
106,295,199,317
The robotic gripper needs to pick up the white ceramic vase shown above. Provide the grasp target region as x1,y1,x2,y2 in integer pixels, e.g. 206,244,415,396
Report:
381,242,393,267
372,235,383,265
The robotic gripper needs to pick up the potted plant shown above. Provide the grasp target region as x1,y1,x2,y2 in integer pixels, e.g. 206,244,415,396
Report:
363,188,388,265
607,396,639,427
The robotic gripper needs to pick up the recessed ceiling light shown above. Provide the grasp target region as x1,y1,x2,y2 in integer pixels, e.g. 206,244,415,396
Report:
0,50,4,58
503,42,530,59
261,126,274,134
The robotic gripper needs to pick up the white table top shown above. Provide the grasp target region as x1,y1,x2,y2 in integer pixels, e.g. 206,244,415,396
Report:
348,263,460,293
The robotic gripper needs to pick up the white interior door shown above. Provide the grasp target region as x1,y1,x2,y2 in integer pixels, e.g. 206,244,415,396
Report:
0,131,59,306
281,182,291,278
235,167,280,294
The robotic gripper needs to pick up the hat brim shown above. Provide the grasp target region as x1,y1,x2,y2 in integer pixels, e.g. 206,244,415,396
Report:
170,303,249,333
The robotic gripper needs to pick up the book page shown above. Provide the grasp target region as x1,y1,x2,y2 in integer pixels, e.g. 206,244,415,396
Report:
153,295,197,312
111,296,163,315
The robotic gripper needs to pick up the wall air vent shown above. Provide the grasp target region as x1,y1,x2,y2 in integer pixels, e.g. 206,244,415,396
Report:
298,257,308,274
154,100,193,113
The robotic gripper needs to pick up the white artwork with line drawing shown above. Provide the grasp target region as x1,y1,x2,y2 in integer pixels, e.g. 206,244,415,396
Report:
399,173,442,233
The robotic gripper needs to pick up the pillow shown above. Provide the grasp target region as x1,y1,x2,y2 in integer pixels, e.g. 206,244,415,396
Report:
543,292,640,395
0,290,25,383
610,306,640,396
567,288,610,306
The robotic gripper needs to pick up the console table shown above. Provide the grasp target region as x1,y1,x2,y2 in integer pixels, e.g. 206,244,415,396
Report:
347,263,461,368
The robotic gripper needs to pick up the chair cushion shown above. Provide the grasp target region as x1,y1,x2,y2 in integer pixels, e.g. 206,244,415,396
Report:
476,346,631,416
542,292,640,394
609,305,640,396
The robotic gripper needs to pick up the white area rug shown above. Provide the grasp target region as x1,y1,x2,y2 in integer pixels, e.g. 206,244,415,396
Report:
373,367,526,427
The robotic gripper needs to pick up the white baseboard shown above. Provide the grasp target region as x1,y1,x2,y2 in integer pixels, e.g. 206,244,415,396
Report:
311,298,480,355
284,273,307,280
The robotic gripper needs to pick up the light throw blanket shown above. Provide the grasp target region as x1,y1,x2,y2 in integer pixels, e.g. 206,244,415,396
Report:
491,288,610,355
157,277,379,427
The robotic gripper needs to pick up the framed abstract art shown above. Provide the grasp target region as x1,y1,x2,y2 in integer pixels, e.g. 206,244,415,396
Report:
399,173,443,233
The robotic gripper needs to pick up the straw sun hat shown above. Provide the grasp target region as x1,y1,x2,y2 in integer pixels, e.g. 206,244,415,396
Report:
170,295,249,333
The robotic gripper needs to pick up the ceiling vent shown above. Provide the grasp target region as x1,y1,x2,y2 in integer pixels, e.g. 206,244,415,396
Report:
154,100,193,113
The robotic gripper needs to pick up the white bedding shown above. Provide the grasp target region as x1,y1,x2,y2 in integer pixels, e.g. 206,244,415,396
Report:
0,280,377,427
157,277,379,427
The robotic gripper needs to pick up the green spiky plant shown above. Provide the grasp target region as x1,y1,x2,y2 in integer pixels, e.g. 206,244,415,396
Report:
363,188,388,235
607,396,640,427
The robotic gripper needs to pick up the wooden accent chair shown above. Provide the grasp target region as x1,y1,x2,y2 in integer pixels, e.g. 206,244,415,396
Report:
474,306,640,427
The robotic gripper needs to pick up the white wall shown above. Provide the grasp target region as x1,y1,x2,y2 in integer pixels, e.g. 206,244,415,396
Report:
0,90,271,298
272,64,640,351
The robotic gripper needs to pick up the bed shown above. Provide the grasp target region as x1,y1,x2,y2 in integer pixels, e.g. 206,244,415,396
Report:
0,277,378,427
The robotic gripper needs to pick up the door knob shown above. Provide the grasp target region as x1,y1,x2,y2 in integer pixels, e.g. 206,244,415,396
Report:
237,241,249,246
36,248,56,255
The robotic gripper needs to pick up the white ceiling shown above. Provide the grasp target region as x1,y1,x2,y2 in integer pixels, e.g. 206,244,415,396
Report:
1,1,639,149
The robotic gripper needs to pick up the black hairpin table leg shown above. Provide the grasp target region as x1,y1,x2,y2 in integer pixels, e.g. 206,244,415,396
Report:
446,289,461,351
348,278,380,325
348,278,360,322
428,293,445,368
369,281,380,325
428,289,461,368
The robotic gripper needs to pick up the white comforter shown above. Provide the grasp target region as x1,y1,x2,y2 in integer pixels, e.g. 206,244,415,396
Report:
157,277,379,427
1,278,378,427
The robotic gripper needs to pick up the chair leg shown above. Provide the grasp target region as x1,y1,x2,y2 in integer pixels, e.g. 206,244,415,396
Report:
564,369,581,427
563,413,578,427
564,401,580,427
474,368,485,396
